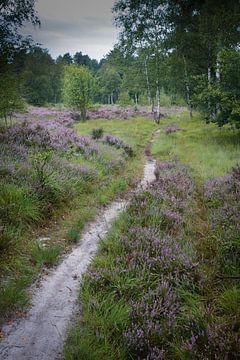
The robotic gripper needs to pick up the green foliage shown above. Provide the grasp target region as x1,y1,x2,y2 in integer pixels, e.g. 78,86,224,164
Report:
20,47,59,106
73,51,99,72
91,127,103,140
193,49,240,127
0,0,39,60
118,91,133,107
0,70,24,126
63,65,93,119
97,64,122,104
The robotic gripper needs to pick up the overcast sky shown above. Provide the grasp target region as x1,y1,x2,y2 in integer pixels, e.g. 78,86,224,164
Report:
23,0,119,60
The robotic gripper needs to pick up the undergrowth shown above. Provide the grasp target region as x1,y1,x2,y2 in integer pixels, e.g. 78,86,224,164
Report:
0,109,156,319
64,112,240,359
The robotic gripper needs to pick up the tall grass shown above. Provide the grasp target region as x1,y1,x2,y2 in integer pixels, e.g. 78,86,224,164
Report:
152,111,240,179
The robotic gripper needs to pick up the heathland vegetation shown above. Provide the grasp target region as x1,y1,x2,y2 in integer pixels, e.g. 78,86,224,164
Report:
0,0,239,359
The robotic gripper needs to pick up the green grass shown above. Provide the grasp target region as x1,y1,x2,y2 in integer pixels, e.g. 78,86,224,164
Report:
0,115,156,320
31,243,61,267
75,117,157,151
152,111,240,179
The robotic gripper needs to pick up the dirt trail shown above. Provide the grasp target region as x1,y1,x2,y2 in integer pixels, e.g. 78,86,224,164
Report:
0,157,156,360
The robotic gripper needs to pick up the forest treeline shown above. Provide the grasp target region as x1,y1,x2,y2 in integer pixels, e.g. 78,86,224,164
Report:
0,0,239,127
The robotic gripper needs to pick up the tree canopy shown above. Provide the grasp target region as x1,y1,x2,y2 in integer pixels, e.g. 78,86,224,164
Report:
0,0,40,64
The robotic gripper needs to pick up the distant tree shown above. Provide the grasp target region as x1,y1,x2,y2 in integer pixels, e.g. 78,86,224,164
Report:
166,0,240,121
113,0,169,122
0,69,24,126
56,53,73,66
19,47,56,105
193,49,240,127
73,52,99,71
63,65,93,120
98,64,122,104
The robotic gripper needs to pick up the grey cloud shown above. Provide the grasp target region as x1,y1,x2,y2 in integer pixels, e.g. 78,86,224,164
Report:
22,0,118,59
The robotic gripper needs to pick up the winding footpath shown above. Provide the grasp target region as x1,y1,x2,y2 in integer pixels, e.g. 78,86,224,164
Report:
0,157,156,360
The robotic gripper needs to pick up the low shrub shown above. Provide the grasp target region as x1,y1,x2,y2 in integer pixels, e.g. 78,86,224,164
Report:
103,134,134,157
91,128,103,140
164,123,181,134
204,165,240,275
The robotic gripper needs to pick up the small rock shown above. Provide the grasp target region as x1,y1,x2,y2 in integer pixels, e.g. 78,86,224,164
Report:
38,237,51,243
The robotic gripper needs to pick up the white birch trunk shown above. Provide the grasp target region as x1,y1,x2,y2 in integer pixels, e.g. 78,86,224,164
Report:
156,84,161,124
144,57,154,112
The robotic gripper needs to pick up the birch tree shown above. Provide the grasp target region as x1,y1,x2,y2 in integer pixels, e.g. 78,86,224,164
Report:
113,0,169,123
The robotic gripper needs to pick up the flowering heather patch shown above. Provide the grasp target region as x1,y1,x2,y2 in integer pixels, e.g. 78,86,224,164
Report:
15,107,75,128
204,165,240,274
0,120,102,160
87,105,184,120
103,134,134,157
88,105,154,120
164,123,181,134
74,160,239,359
75,135,100,158
15,105,185,124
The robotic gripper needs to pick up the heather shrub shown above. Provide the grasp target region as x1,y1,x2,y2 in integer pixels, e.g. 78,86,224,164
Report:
164,123,181,134
204,165,240,275
30,153,88,211
103,134,134,157
69,160,240,359
87,105,153,120
0,115,105,253
76,135,100,158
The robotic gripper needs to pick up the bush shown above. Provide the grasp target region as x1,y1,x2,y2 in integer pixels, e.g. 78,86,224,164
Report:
91,127,103,140
103,134,134,157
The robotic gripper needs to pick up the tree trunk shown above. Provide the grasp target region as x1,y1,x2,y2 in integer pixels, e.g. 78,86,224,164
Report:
183,56,193,119
81,108,87,121
215,53,221,117
134,93,138,105
155,84,161,124
144,57,154,112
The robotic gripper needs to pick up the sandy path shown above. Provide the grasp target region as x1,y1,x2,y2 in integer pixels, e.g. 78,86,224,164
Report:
0,157,156,360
